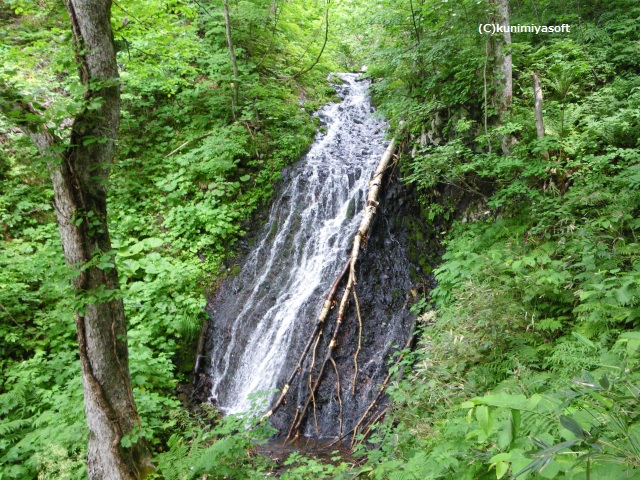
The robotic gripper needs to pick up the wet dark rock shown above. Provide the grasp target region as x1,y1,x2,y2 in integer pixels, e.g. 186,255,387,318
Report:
203,74,435,439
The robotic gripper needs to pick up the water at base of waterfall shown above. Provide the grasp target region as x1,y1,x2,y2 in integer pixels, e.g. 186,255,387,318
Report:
207,73,388,415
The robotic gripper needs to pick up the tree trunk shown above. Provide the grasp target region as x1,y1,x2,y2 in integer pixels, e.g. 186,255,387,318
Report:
492,0,512,115
532,72,545,139
223,0,240,114
63,1,153,476
1,0,153,477
490,0,514,154
532,71,549,160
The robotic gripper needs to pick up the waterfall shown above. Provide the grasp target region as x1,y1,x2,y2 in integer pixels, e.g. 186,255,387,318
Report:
206,73,416,436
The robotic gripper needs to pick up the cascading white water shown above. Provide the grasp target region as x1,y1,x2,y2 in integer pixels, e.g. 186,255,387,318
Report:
208,73,389,414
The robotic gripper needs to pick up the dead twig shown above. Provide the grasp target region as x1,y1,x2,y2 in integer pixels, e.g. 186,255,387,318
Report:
351,335,412,447
351,288,362,395
261,257,351,422
354,406,388,447
289,138,397,437
286,408,299,440
309,329,322,436
290,267,354,437
330,357,343,438
264,139,397,441
165,132,213,158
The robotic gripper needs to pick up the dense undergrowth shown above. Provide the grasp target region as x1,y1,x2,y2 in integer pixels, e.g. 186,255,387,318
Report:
0,0,336,477
338,0,640,478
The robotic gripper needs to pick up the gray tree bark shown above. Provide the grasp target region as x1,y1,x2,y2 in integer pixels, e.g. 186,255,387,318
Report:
57,0,154,476
490,0,514,154
1,0,153,478
492,0,512,115
532,72,545,139
532,71,549,160
223,0,240,114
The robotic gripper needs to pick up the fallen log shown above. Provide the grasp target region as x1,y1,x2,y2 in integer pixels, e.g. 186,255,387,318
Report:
285,138,397,438
260,257,351,421
289,264,355,437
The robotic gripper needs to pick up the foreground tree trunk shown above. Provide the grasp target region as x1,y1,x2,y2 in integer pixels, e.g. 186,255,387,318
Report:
63,2,154,477
1,0,153,477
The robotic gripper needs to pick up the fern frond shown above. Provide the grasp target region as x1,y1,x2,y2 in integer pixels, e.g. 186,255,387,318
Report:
0,418,32,437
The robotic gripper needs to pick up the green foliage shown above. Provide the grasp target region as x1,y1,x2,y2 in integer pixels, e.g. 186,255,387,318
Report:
4,0,640,478
150,406,277,480
339,0,640,478
279,451,351,480
0,0,335,476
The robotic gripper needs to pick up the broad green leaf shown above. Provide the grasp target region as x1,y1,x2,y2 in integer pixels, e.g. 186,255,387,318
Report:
572,332,596,350
496,460,508,479
559,415,586,439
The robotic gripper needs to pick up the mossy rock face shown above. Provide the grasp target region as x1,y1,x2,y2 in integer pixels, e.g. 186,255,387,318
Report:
406,244,419,264
409,265,422,284
418,254,432,274
269,221,278,237
392,213,404,229
327,73,345,85
206,152,440,438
